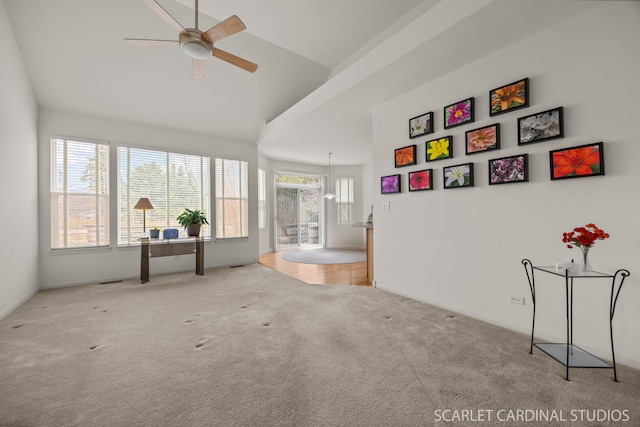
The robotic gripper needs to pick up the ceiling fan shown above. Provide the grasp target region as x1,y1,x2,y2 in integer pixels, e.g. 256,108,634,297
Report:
125,0,258,79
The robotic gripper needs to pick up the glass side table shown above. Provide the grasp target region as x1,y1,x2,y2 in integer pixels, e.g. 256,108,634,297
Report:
521,259,630,381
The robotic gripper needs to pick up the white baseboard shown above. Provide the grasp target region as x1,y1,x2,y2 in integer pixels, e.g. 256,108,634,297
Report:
374,282,640,371
0,288,39,321
40,274,136,290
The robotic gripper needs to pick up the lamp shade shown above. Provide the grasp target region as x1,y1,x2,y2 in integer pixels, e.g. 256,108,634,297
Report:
134,198,154,210
134,198,153,236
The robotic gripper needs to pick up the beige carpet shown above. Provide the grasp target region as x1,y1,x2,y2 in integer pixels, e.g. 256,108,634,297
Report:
1,264,639,426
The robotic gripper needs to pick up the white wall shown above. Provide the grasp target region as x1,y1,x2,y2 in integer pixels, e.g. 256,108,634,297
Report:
0,2,39,318
372,2,640,368
257,153,273,254
361,162,374,223
38,109,259,288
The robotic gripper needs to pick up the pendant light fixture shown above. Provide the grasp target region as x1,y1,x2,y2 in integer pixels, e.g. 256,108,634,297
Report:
324,152,336,199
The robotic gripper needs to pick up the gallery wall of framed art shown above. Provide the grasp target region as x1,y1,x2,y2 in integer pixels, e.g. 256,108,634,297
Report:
383,76,605,194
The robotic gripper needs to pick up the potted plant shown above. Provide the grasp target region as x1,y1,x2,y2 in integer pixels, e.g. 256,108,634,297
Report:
176,208,209,237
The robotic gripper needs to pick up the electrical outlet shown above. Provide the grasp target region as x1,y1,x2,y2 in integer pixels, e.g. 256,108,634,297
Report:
508,294,525,305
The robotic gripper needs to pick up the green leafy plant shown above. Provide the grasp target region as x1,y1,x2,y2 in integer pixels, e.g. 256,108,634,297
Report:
176,208,209,230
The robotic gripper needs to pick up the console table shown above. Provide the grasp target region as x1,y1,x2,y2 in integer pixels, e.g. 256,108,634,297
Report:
140,237,204,283
521,259,629,381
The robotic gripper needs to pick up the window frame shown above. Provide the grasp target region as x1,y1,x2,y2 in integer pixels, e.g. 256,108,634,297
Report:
215,156,249,240
334,176,354,225
117,144,211,245
50,135,110,251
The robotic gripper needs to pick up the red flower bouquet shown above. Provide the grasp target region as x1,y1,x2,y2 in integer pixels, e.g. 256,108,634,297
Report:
562,223,609,272
562,223,609,249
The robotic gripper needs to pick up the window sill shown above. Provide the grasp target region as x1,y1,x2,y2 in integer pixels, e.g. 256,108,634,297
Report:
50,246,112,255
215,237,249,243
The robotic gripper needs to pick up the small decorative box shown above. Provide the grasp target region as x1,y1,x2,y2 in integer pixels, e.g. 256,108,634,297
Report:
163,228,179,239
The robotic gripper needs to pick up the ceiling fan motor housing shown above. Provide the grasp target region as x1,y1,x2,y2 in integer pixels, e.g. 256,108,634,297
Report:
179,29,212,59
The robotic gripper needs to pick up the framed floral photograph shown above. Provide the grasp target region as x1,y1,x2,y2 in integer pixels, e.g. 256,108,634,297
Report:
426,136,453,162
549,142,604,181
465,123,500,155
443,163,474,189
381,174,401,194
395,145,417,168
490,77,529,116
518,107,564,145
409,112,433,139
444,97,474,129
488,154,529,185
408,169,433,192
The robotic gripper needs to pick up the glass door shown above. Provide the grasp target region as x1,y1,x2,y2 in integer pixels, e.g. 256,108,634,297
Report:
275,172,321,250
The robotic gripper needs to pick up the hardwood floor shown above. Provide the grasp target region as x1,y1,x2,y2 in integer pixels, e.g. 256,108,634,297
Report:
259,250,371,286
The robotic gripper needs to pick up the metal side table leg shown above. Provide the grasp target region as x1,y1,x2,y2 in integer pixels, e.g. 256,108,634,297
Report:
521,259,536,354
609,269,630,382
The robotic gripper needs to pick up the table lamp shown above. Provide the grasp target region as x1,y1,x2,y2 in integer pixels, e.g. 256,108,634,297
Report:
134,197,154,236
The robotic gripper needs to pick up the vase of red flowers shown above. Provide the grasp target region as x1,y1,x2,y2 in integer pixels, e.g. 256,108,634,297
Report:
562,223,610,272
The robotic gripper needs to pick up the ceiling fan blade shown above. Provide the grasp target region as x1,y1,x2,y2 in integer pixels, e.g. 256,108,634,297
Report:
192,59,206,79
142,0,188,35
124,38,179,46
212,48,257,73
203,15,246,43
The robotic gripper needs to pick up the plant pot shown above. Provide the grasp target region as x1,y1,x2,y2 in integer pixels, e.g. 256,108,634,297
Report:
186,224,201,237
149,229,160,239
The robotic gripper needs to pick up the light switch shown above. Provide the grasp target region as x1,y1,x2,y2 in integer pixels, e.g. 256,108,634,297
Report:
383,201,390,210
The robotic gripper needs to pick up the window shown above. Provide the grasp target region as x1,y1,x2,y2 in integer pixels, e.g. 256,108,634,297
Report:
118,147,210,244
215,158,248,239
258,168,267,229
50,137,109,249
335,177,354,224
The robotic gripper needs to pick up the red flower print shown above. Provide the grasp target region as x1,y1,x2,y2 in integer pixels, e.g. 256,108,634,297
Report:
409,171,430,190
553,146,600,178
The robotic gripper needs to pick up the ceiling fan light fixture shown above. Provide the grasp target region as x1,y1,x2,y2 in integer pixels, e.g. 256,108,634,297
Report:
181,39,211,60
179,31,212,59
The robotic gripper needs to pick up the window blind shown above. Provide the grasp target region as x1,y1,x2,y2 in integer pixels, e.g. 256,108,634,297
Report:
118,146,210,244
335,177,354,224
50,137,109,249
215,158,248,239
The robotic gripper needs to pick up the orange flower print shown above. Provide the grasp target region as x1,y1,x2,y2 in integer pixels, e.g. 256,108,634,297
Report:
491,80,526,114
553,146,601,178
395,146,415,166
467,126,497,153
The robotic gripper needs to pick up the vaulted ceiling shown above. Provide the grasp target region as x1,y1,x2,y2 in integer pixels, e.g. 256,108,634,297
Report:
4,0,599,165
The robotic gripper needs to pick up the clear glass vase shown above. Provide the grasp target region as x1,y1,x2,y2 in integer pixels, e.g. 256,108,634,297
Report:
580,246,592,272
